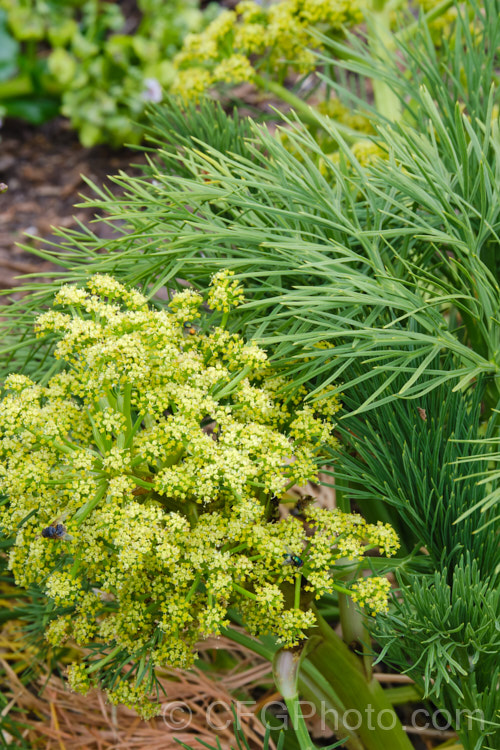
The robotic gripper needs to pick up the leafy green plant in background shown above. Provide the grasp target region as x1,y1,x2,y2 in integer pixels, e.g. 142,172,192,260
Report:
0,0,463,146
0,0,217,145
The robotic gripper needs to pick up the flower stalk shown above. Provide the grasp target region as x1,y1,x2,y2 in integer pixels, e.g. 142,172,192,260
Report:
273,648,317,750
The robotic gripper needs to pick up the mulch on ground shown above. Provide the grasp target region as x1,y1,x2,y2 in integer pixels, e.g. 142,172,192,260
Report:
0,117,145,294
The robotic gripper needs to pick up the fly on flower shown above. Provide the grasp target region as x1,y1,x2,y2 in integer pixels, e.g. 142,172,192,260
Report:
42,523,66,539
41,520,73,541
283,547,304,568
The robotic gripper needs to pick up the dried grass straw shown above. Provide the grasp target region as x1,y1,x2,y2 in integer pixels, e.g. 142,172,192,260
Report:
1,632,274,750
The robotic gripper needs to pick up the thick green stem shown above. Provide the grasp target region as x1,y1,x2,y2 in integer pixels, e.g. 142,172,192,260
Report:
330,581,354,597
299,661,364,750
224,630,360,747
253,73,360,141
295,573,302,609
253,73,320,128
233,583,257,600
86,644,121,674
285,695,317,750
273,649,317,750
366,0,403,121
224,623,413,750
338,587,372,679
222,626,275,660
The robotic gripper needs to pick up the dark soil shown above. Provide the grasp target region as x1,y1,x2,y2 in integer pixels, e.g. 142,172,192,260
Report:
0,117,146,294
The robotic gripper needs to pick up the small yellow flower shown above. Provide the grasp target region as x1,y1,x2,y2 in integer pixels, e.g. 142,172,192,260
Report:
171,68,213,100
169,288,203,319
67,663,93,695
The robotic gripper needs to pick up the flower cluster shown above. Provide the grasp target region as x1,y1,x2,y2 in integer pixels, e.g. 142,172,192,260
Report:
351,577,392,616
207,269,246,313
0,272,397,715
172,0,363,100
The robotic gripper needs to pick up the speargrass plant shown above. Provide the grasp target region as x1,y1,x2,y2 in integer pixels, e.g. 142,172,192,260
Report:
328,368,500,748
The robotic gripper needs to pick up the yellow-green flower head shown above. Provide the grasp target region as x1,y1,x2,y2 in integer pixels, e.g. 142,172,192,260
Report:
351,139,386,167
171,67,213,101
207,269,246,312
236,1,266,24
204,9,237,43
176,32,219,65
0,272,397,712
168,288,203,320
233,23,267,55
351,576,392,616
173,0,363,92
106,678,161,720
213,54,255,85
67,663,94,696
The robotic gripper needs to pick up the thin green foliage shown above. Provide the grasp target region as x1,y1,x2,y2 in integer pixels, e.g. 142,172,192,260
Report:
375,558,500,750
2,1,499,412
323,363,500,748
452,424,500,530
327,364,500,574
138,97,255,180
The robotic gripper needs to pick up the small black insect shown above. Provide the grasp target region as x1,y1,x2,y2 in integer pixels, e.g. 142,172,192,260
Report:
290,495,314,520
41,523,67,539
283,552,304,568
268,495,280,524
